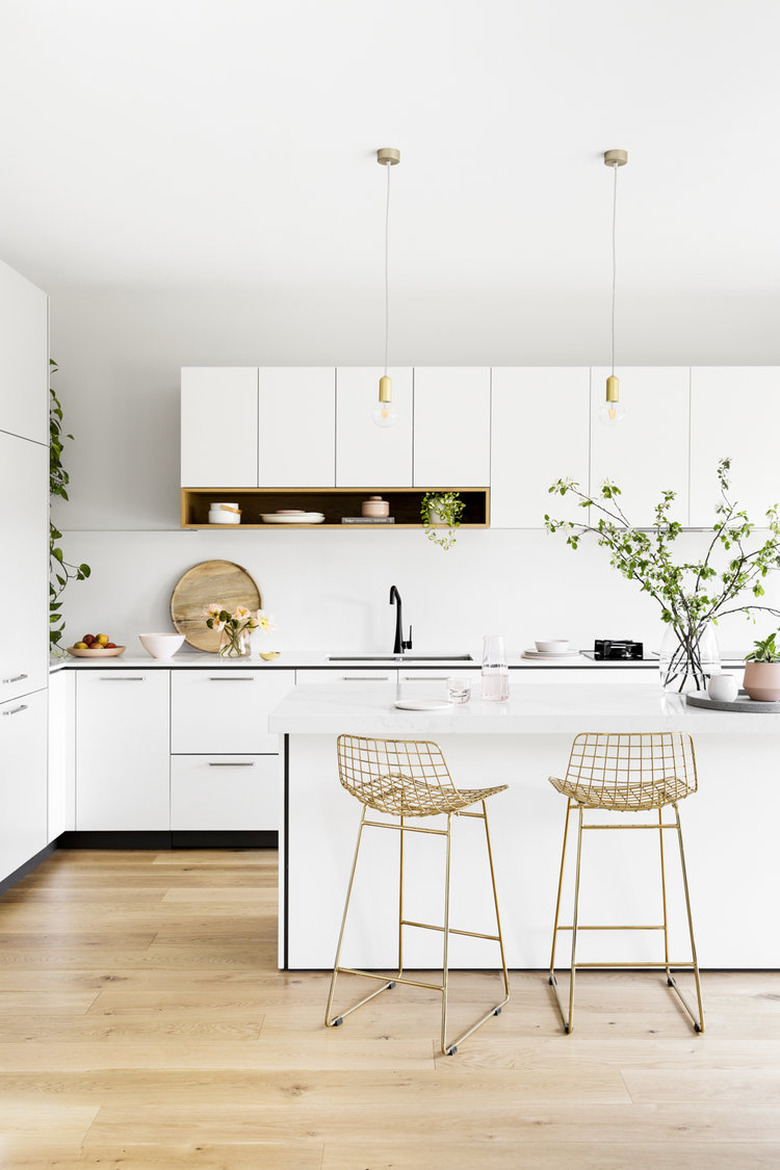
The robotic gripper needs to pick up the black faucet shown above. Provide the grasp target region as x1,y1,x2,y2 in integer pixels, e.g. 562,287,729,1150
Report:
389,585,412,655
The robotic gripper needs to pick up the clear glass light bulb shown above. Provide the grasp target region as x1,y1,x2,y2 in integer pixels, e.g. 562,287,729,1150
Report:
599,399,626,425
372,399,397,428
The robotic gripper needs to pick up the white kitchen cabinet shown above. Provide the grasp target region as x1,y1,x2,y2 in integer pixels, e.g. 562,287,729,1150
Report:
180,367,258,487
490,368,590,528
75,671,170,831
259,368,335,487
0,432,49,704
590,367,690,527
170,669,294,754
335,367,413,487
171,755,280,831
0,258,48,445
690,367,780,526
413,367,491,487
48,669,75,841
0,688,47,882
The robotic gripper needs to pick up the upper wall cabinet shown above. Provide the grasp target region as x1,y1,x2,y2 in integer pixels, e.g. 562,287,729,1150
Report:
0,259,48,446
335,367,413,487
690,367,780,527
413,367,491,487
590,367,690,527
259,368,335,487
491,368,590,528
181,367,258,487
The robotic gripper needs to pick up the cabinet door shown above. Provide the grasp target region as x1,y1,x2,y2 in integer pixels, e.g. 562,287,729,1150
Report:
413,367,491,487
0,259,48,445
335,367,413,486
491,368,590,528
171,755,280,831
170,669,295,754
76,671,170,830
690,368,780,526
0,433,49,703
591,367,690,526
259,368,335,487
48,669,75,840
180,368,258,487
0,689,47,881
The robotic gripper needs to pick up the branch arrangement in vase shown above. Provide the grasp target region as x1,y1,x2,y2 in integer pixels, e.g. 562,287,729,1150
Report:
544,458,780,692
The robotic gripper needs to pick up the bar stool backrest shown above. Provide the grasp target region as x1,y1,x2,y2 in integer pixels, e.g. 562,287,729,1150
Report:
565,732,697,810
337,735,456,816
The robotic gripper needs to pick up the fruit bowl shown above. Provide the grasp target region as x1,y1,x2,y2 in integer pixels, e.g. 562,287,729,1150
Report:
67,645,126,658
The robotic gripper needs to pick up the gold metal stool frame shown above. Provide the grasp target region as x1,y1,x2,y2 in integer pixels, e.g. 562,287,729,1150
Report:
325,735,510,1055
548,731,704,1034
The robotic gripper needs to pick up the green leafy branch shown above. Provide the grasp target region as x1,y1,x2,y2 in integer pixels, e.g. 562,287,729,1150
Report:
50,359,90,653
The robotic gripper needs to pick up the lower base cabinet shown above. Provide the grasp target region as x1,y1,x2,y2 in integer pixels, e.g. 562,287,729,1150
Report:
0,687,47,882
170,755,281,831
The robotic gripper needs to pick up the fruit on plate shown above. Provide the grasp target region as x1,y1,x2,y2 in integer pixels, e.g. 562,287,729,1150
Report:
105,642,116,648
74,641,88,649
82,634,95,645
95,634,109,646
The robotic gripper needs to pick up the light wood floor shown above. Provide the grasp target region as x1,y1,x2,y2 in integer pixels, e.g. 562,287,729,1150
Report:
0,849,777,1168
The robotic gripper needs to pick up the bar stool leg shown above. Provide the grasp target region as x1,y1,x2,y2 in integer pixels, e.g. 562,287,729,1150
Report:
397,815,405,981
673,805,705,1033
482,801,510,1007
565,805,586,1034
325,808,396,1028
549,799,576,1031
658,806,671,979
440,813,454,1055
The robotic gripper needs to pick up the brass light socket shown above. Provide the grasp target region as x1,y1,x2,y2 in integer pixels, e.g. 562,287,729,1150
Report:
378,375,393,402
606,375,620,402
604,149,628,168
377,148,400,166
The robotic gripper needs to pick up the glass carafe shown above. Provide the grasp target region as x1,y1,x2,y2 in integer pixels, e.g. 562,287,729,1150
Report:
481,634,509,701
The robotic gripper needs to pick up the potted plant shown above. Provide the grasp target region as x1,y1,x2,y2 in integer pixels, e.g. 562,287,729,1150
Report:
743,632,780,700
420,491,465,550
49,359,91,654
545,458,780,692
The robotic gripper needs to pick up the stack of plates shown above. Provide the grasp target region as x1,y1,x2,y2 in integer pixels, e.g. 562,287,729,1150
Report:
260,511,325,524
521,648,582,660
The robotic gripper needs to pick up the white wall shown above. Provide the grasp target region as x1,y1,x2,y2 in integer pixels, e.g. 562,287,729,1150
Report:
50,290,780,658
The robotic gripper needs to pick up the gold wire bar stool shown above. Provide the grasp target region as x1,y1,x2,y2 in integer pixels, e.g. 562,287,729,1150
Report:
548,731,704,1034
325,735,510,1055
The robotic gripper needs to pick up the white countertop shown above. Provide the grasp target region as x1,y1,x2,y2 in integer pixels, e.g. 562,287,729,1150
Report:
268,681,779,735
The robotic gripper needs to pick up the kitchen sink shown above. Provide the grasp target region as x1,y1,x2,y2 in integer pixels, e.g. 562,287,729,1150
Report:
327,654,473,662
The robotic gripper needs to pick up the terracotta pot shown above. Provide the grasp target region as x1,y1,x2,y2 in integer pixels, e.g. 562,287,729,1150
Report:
743,661,780,701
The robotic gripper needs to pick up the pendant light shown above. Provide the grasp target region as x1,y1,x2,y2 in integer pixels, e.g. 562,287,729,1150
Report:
372,147,400,428
600,148,628,425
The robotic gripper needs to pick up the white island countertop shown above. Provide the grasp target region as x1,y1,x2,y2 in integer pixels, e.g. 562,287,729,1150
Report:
268,681,779,735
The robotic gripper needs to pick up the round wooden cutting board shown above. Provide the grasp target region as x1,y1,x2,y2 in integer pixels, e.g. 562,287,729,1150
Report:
170,560,262,652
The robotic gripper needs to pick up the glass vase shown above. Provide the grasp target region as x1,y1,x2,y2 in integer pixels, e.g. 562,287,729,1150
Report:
659,623,720,693
218,625,250,658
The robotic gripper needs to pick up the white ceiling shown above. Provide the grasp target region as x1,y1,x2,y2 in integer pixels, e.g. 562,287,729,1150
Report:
2,0,779,299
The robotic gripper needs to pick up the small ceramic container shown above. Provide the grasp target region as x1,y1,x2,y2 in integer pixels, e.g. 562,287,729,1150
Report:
707,673,738,703
361,495,390,518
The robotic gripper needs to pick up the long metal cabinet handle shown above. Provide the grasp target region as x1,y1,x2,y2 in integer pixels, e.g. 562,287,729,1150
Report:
340,676,393,681
207,761,256,767
400,675,450,681
2,673,29,684
2,704,28,716
98,676,146,681
207,677,255,682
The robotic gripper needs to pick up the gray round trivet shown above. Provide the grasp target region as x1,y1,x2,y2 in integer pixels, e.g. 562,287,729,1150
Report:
685,689,780,713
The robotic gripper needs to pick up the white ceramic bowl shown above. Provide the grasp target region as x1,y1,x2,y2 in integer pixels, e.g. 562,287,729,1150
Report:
534,639,570,654
208,510,240,524
139,632,185,659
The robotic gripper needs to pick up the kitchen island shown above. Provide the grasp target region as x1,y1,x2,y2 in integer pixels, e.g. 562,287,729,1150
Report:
269,681,780,970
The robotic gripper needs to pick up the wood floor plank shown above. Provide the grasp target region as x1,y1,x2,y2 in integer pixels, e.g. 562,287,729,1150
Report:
322,1142,780,1169
0,1144,323,1169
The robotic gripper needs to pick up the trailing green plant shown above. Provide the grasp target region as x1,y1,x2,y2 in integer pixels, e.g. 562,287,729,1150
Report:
50,358,90,653
745,631,780,663
420,491,466,550
545,458,780,691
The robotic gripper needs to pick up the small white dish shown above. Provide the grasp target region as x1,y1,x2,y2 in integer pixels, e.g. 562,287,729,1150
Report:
523,648,578,658
394,699,453,711
139,632,185,659
534,639,570,654
260,512,325,524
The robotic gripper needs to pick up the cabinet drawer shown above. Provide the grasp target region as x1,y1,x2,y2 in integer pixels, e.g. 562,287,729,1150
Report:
0,688,47,881
171,755,280,831
295,669,397,685
171,669,294,754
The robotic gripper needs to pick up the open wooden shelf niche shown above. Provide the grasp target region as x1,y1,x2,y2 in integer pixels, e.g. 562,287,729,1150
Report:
181,487,490,529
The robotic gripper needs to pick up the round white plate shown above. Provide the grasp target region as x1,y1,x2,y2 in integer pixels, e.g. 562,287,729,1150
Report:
394,699,453,711
260,513,325,524
522,648,578,658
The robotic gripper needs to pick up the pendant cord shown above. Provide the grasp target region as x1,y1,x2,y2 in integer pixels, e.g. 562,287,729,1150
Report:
384,160,391,378
611,160,618,378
